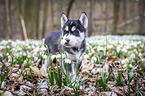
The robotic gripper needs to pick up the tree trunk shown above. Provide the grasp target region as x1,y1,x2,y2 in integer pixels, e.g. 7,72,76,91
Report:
66,0,75,18
112,0,120,35
123,0,127,34
18,0,25,40
5,0,11,39
35,0,41,39
88,0,94,37
42,0,48,38
30,0,35,39
50,0,54,31
138,0,145,35
104,0,108,33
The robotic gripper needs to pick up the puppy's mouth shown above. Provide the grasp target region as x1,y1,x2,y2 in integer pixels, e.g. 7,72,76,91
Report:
64,43,73,47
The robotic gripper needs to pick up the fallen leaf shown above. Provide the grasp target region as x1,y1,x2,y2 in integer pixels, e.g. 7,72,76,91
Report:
100,91,117,96
2,91,13,96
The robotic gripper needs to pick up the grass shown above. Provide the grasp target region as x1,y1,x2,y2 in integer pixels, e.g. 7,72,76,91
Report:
0,35,145,95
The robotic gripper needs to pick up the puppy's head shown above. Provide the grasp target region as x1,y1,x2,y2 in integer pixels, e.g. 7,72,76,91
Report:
61,12,88,48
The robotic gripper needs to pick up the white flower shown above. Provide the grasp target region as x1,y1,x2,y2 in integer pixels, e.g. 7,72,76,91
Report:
122,48,127,53
56,54,61,59
64,58,71,64
42,55,47,59
41,45,46,51
61,39,66,45
84,54,89,59
27,53,31,58
130,53,135,58
23,60,27,64
122,58,129,64
51,55,56,60
23,52,26,56
123,64,127,68
7,46,10,49
42,38,45,44
34,56,38,61
139,53,142,57
91,56,97,63
129,64,133,68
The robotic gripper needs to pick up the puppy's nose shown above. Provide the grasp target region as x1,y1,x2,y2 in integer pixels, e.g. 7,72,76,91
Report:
65,38,70,42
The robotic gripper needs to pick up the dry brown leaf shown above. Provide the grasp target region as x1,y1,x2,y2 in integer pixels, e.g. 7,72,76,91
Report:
39,89,48,96
100,91,117,96
20,85,32,92
106,84,124,95
17,75,23,82
107,55,118,61
9,73,20,80
82,72,89,80
2,91,13,96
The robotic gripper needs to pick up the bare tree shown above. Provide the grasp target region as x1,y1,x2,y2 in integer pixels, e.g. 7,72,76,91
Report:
5,0,11,39
66,0,75,18
112,0,120,35
18,0,24,40
104,0,108,33
138,0,145,35
42,0,48,38
35,0,41,39
88,0,94,37
123,0,127,34
30,0,35,39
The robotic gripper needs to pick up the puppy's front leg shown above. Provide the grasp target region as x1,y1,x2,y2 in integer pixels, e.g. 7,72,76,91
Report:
42,57,49,72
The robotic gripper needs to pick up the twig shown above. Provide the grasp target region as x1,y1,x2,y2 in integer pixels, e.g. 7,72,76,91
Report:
19,15,28,40
118,13,145,28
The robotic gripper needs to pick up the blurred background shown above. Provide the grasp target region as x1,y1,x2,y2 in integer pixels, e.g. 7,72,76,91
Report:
0,0,145,40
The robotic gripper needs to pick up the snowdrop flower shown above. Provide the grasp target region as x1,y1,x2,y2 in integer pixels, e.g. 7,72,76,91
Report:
42,55,47,59
122,48,127,53
6,53,9,56
23,60,27,64
42,38,45,44
64,58,71,64
27,53,31,58
139,53,142,57
23,52,26,56
7,46,10,49
41,45,46,51
91,56,97,63
62,53,66,58
129,64,133,68
123,64,127,68
34,56,38,61
56,54,61,59
122,58,129,64
130,53,135,58
61,38,66,45
51,55,56,60
84,54,89,59
18,47,22,51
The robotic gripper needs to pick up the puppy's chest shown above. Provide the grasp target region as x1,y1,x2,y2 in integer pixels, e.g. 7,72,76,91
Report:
66,50,83,61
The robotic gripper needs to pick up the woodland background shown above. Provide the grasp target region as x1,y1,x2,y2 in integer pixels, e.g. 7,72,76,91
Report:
0,0,145,40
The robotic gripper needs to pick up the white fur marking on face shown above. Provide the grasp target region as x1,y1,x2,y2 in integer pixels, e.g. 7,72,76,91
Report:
71,26,76,31
62,31,85,47
65,26,69,31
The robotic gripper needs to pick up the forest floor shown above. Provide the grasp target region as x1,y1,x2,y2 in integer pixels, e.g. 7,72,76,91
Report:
0,35,145,96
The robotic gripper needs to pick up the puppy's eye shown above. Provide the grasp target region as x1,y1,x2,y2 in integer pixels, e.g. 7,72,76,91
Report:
73,31,79,36
71,26,76,31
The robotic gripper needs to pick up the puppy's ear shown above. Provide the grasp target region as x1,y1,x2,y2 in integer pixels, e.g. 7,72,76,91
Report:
79,12,88,29
61,13,68,28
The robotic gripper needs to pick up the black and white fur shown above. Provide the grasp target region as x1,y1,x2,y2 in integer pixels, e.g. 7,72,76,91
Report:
42,12,88,76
